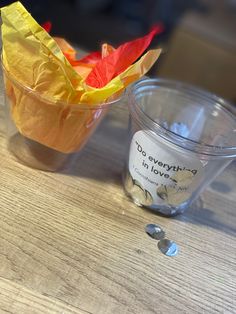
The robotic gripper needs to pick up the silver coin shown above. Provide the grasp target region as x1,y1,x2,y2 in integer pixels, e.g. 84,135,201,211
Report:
145,224,165,240
157,239,179,257
124,172,134,193
156,184,190,206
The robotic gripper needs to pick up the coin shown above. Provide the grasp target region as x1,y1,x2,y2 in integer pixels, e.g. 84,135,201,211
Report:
145,224,165,240
124,172,134,193
157,239,179,257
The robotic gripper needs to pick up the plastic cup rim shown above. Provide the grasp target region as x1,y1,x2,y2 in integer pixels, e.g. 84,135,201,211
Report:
1,56,124,110
129,77,236,158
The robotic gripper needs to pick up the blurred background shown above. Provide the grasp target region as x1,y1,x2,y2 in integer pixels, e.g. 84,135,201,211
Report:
1,0,236,102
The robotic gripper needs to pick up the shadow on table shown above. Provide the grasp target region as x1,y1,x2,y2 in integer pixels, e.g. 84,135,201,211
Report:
173,161,236,237
141,193,236,237
174,199,236,237
61,109,128,186
175,159,235,235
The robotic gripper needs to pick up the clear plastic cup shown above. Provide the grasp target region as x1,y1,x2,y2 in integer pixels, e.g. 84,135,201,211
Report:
123,78,236,216
2,61,120,171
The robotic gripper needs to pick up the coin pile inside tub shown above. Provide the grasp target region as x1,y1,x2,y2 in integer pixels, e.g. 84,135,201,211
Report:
145,224,179,257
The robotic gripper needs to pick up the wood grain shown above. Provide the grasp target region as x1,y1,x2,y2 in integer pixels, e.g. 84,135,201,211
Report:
0,72,236,313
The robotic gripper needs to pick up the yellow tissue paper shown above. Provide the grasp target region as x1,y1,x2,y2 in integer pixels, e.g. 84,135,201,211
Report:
1,1,161,153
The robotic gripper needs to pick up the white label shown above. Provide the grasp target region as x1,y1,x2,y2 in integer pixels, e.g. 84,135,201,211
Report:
128,131,203,206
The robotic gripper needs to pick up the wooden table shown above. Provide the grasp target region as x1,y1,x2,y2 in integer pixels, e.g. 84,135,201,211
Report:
0,72,235,314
